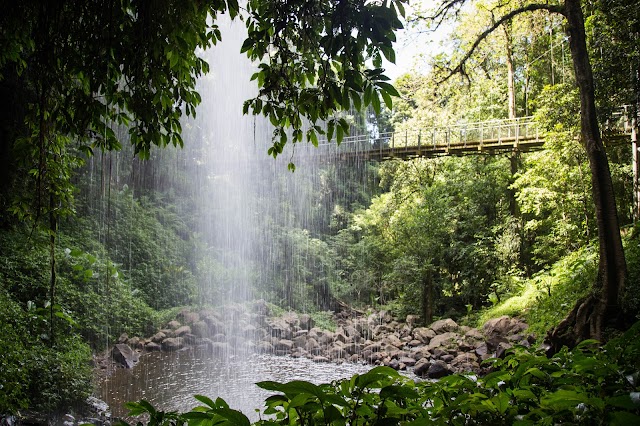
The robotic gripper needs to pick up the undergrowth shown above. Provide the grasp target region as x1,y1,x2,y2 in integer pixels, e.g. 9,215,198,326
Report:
478,245,597,340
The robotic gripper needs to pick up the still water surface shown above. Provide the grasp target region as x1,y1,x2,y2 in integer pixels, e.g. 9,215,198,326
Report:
99,349,373,421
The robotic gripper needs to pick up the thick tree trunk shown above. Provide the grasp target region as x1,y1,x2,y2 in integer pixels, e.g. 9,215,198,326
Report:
548,0,627,350
422,269,433,325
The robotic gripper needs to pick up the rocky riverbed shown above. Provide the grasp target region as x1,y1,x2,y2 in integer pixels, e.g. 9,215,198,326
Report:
102,300,533,380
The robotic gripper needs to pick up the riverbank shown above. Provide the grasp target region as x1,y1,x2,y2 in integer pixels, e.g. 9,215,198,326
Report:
103,301,532,381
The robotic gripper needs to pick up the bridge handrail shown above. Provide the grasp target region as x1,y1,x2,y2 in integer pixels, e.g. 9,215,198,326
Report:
303,107,635,158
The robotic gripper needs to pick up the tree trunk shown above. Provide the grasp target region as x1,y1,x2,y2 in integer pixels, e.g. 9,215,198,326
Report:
503,22,517,121
422,269,433,325
548,0,627,350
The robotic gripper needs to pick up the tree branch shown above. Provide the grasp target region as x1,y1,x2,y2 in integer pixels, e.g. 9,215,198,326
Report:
438,3,565,84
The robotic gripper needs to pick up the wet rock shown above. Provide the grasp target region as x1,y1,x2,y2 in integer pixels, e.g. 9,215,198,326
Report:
413,327,436,344
382,334,403,348
183,333,199,345
344,342,362,355
256,341,274,353
426,332,460,351
413,358,431,376
399,356,416,367
427,360,453,379
292,334,308,348
293,329,309,338
317,331,334,345
127,336,143,350
405,315,420,328
269,320,293,340
312,356,330,363
159,328,175,338
211,333,227,343
334,331,348,344
167,320,181,330
451,353,478,367
111,343,139,368
441,354,455,363
162,337,185,351
145,341,161,352
305,337,320,351
275,339,294,352
177,311,200,325
174,325,191,337
191,321,209,338
117,333,129,344
299,314,315,330
252,299,269,315
429,318,459,334
203,315,224,335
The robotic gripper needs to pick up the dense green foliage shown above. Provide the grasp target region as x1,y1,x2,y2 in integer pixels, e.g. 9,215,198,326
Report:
119,321,640,425
1,0,639,418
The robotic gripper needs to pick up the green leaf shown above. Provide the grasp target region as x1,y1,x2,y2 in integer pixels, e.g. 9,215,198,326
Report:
194,394,217,409
376,81,400,97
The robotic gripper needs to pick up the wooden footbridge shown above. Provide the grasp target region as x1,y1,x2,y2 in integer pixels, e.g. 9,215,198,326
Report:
303,109,635,162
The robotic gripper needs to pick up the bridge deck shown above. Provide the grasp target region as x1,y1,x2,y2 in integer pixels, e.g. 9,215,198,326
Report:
306,113,634,161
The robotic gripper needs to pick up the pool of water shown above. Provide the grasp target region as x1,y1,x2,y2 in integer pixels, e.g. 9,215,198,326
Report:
99,349,374,422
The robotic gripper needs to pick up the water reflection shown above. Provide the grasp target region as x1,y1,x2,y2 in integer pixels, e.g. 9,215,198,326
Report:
100,349,373,421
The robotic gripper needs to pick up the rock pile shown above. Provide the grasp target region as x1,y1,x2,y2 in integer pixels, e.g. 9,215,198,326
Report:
111,300,532,379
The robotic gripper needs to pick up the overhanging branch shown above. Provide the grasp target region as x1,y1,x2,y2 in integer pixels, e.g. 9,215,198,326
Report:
439,3,565,84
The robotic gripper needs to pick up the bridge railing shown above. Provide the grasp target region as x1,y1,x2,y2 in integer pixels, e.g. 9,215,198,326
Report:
314,116,540,156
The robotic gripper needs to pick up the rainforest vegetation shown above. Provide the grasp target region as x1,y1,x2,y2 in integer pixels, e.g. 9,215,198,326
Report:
0,0,639,422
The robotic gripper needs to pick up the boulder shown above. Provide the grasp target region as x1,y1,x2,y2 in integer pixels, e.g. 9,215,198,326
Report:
177,311,200,325
426,332,460,351
427,360,453,379
202,315,224,335
292,334,308,348
382,334,403,349
191,321,209,338
275,339,294,352
242,323,257,339
183,333,199,345
413,327,436,344
150,331,166,343
174,325,191,337
111,344,139,368
162,337,185,351
312,356,330,363
429,318,459,334
127,336,143,350
167,320,181,330
145,341,161,352
252,299,270,316
405,315,420,328
299,314,315,330
305,337,320,352
343,325,360,339
451,353,478,367
483,316,528,337
212,333,227,343
413,358,431,376
399,356,416,367
256,341,274,353
117,333,129,344
464,328,484,340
